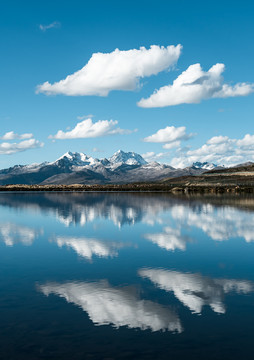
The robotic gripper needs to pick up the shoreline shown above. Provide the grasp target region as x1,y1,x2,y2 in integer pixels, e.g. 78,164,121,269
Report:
0,183,254,193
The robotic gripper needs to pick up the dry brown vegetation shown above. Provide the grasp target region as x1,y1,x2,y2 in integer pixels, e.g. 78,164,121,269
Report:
0,181,254,193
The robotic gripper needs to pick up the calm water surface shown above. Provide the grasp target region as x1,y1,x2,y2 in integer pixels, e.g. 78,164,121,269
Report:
0,192,254,359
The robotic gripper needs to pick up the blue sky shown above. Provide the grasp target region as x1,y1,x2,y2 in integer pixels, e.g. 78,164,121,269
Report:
0,0,253,169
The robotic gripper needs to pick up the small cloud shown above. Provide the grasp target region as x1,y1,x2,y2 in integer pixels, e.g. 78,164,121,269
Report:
77,114,94,120
138,63,254,108
144,126,194,150
0,139,44,155
1,131,33,140
207,135,229,145
163,141,181,149
49,118,135,140
39,21,61,32
144,126,193,143
36,45,182,96
92,147,104,153
142,151,170,162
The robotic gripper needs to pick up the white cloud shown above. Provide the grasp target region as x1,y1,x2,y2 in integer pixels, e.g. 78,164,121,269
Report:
39,280,182,332
143,126,193,158
144,126,193,147
170,133,254,168
162,141,181,149
77,114,94,120
36,45,182,96
49,118,134,140
39,21,61,32
237,134,254,148
1,131,33,140
207,135,229,145
0,138,44,155
138,63,254,107
142,151,170,162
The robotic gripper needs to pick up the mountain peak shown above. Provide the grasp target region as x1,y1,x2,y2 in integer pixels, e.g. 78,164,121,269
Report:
55,151,94,167
192,161,218,170
57,151,81,160
109,150,147,166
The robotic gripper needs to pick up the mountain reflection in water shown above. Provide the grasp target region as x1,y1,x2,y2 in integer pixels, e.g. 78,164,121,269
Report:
1,192,254,359
0,193,254,235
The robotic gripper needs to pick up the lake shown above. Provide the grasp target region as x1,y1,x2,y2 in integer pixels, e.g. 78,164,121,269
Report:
0,192,254,359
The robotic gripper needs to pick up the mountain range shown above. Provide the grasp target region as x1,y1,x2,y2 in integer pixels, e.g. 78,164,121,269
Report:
0,150,225,185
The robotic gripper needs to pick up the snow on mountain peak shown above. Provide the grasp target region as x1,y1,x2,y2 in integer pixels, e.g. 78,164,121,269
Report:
109,150,147,166
54,152,220,171
192,161,218,170
55,151,98,167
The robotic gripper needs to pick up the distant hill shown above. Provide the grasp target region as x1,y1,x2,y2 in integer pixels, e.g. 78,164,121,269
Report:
161,162,254,189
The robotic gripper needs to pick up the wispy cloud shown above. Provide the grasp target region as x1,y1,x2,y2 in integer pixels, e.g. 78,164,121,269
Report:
77,114,94,120
142,151,170,162
36,45,182,96
39,21,61,32
92,147,104,153
138,63,254,107
49,118,135,140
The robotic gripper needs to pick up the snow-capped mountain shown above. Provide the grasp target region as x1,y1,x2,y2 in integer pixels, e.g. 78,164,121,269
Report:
53,151,103,168
192,162,218,170
109,150,147,166
0,150,223,186
52,150,147,170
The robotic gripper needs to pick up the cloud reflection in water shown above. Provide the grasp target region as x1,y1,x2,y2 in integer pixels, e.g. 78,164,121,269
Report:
171,204,254,242
39,280,182,332
143,226,189,251
54,236,128,260
0,222,41,246
139,268,253,314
